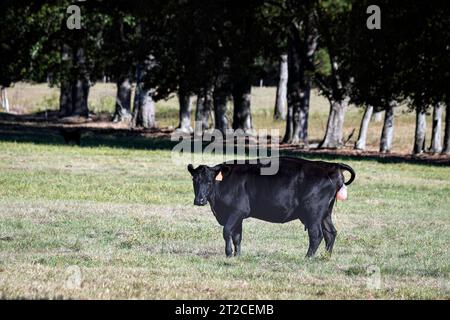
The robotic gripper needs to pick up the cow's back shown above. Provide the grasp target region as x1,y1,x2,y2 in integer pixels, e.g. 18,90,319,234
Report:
211,158,339,224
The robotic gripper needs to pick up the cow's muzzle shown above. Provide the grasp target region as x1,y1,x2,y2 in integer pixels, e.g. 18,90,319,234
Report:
194,198,208,206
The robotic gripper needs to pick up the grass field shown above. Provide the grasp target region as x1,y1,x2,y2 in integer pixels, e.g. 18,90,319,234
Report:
0,140,449,299
0,83,449,299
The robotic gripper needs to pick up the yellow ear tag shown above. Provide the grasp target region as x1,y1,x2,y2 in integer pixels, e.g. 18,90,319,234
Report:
215,171,223,181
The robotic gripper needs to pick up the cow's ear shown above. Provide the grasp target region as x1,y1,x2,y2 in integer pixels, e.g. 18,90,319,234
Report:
187,164,195,175
212,164,230,181
221,165,231,177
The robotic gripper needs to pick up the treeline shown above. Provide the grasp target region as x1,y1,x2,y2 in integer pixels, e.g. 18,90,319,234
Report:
0,0,449,154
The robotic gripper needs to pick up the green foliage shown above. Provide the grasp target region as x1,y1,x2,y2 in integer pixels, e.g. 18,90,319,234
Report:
314,48,331,77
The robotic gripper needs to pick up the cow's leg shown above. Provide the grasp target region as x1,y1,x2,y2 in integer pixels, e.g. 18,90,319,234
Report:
223,214,242,257
232,220,243,256
322,199,337,253
306,223,323,258
322,214,337,253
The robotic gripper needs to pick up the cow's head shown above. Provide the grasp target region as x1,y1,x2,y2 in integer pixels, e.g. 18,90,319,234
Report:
187,164,230,206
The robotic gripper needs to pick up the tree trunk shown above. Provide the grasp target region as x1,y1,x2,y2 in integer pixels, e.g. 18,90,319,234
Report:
284,84,311,144
71,46,89,117
59,44,89,117
274,54,288,120
1,88,10,112
284,35,308,144
213,67,230,135
194,86,213,136
443,104,450,155
60,78,89,117
59,43,73,116
413,108,427,154
71,77,89,116
213,89,228,135
292,80,310,144
139,89,156,128
319,98,348,148
133,87,156,129
429,103,443,153
59,80,73,116
132,62,156,129
113,76,132,122
232,81,252,133
355,105,374,150
380,103,395,153
177,89,193,133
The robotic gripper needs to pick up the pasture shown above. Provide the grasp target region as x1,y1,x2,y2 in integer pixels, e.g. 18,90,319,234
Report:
0,84,449,299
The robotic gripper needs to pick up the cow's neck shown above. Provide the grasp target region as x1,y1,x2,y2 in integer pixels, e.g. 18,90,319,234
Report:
208,183,219,204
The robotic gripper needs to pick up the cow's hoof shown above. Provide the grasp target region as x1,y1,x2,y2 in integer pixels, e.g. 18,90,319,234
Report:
322,251,332,260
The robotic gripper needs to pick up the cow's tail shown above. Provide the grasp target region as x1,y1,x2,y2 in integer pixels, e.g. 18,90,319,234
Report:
338,163,356,186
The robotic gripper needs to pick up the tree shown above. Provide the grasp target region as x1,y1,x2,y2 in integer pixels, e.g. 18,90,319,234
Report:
157,0,273,135
347,0,405,153
101,11,139,123
0,1,36,88
398,3,450,154
315,1,352,149
57,2,110,117
282,1,318,145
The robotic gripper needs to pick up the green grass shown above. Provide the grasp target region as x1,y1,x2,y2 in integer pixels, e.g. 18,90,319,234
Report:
0,141,449,299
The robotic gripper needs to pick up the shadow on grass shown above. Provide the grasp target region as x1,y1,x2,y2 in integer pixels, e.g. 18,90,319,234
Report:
0,122,178,151
0,118,449,167
280,148,450,167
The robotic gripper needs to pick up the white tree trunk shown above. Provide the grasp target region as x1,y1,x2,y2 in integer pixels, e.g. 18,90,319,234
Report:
133,88,156,129
113,76,132,123
413,108,427,154
1,88,10,112
319,98,349,148
429,103,443,153
355,105,374,150
380,104,395,153
132,63,156,129
177,91,193,133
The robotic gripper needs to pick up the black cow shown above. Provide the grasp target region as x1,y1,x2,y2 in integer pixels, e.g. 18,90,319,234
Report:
187,157,355,257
